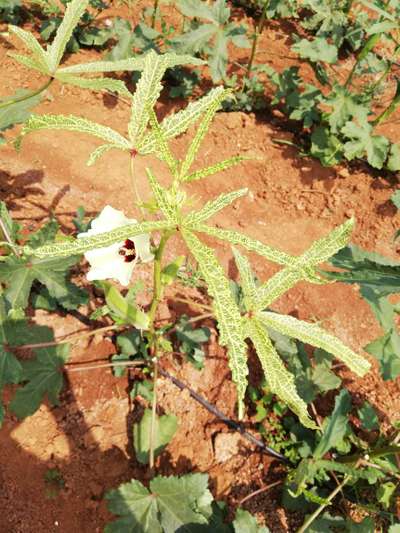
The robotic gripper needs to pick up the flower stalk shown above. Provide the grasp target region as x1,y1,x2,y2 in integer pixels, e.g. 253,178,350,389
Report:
147,230,173,471
246,0,269,79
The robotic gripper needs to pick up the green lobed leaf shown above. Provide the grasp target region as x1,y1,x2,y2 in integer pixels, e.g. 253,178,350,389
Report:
233,508,270,533
292,37,338,64
133,409,178,464
10,343,70,419
342,119,390,169
258,311,371,377
310,125,344,167
0,253,83,310
323,85,370,133
326,244,400,296
182,229,248,418
0,346,22,426
358,401,379,431
246,318,316,429
105,473,212,533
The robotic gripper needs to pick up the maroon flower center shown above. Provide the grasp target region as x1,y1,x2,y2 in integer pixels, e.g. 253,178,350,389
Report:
118,239,137,263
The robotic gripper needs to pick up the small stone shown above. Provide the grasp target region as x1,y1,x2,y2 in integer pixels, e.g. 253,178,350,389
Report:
52,435,70,458
214,433,241,463
338,168,350,178
345,208,355,218
83,426,104,448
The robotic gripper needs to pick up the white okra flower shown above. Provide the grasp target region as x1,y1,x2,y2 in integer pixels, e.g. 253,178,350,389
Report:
78,205,154,286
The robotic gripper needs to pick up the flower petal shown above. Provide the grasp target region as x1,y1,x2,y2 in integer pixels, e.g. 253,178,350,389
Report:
78,205,152,286
133,233,154,263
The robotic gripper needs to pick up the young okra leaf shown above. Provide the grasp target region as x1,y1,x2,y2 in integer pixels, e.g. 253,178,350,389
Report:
314,388,352,458
323,85,370,133
174,315,211,369
292,37,338,64
105,473,213,533
0,253,85,310
133,409,178,464
342,118,390,169
103,282,149,329
0,345,22,422
358,401,379,431
233,508,270,533
173,0,249,82
182,229,248,419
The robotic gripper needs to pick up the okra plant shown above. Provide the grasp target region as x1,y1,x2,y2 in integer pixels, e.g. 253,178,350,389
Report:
0,0,376,530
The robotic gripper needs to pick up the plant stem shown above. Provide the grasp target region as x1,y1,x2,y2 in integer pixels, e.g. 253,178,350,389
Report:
297,459,362,533
151,0,159,29
372,78,400,126
239,480,283,506
149,358,159,470
173,296,213,312
0,217,19,257
18,324,120,350
67,359,145,372
344,33,381,88
130,156,145,218
246,0,269,79
0,77,54,110
147,230,172,472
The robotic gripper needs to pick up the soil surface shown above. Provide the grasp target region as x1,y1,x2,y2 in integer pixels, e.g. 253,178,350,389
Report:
1,2,400,532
